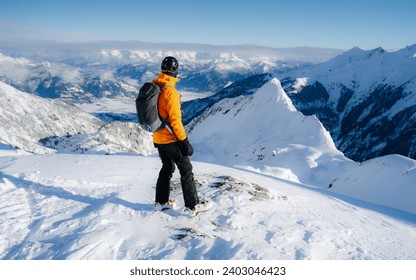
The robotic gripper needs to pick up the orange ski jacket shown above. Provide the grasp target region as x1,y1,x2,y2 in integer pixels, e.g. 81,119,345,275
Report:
152,73,187,144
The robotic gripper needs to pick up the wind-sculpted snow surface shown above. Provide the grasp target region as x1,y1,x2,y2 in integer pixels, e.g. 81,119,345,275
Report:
1,153,415,260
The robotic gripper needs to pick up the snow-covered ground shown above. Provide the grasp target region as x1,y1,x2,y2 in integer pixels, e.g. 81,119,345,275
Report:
1,150,415,260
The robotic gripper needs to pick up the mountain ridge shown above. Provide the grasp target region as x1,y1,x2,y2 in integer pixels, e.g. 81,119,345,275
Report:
281,44,416,161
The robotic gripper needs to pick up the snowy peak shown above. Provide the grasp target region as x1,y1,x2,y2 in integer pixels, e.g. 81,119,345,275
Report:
305,45,416,88
403,44,416,58
253,78,297,112
181,73,272,125
340,46,386,58
189,78,344,186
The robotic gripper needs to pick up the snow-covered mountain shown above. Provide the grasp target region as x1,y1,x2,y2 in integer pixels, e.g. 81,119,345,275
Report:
0,81,104,153
41,121,156,155
0,81,154,155
187,78,416,214
189,78,347,185
280,45,416,162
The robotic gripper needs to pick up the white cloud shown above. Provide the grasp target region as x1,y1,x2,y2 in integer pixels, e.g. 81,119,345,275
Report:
0,53,33,83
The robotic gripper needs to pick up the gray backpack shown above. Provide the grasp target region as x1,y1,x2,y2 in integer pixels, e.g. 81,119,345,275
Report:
135,82,170,132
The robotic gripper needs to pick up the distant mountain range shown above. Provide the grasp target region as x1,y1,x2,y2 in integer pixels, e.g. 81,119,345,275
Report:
0,40,415,162
0,40,341,101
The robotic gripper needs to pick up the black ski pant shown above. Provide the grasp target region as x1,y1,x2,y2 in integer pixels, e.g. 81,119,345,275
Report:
155,142,199,209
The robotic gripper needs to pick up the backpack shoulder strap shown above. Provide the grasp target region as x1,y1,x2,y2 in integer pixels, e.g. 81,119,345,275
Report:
156,83,177,139
160,83,173,90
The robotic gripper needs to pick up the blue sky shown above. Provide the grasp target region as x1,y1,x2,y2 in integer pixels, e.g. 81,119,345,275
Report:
0,0,415,50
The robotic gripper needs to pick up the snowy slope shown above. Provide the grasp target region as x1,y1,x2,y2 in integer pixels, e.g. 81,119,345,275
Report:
329,154,416,214
1,152,415,260
0,81,104,154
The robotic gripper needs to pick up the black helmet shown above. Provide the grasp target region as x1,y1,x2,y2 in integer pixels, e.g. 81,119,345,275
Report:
161,56,179,76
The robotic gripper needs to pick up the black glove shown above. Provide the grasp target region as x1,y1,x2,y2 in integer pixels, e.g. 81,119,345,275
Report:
177,138,194,157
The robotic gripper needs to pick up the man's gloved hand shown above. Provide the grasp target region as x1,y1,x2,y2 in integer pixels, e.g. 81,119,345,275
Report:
177,138,194,157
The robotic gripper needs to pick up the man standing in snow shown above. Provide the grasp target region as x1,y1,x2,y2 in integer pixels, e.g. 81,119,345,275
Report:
152,56,210,214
